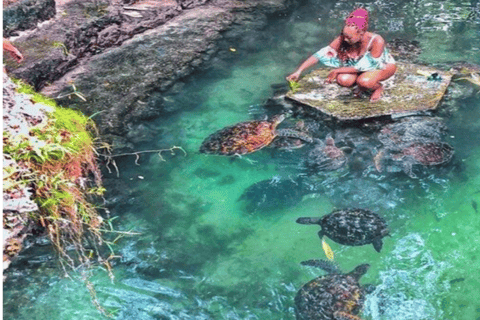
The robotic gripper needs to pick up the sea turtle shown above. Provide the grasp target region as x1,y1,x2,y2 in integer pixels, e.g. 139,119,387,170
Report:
386,38,421,62
304,135,350,173
374,141,454,178
377,116,448,147
296,208,389,252
239,176,316,213
199,114,313,156
269,120,311,150
295,259,373,320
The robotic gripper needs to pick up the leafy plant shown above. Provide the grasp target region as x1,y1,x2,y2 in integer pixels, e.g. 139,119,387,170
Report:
288,80,301,93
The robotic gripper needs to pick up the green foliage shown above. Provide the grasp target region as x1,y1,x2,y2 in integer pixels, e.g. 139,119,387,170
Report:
52,41,69,56
288,80,300,93
12,79,94,153
87,187,106,196
4,79,106,271
12,78,58,108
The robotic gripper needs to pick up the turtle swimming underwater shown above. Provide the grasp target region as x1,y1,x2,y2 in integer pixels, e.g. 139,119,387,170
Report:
296,208,389,252
304,136,350,173
295,259,373,320
199,114,313,156
269,120,311,151
375,117,454,177
374,141,454,178
239,176,318,213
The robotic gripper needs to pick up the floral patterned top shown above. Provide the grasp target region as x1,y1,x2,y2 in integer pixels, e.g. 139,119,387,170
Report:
313,34,395,72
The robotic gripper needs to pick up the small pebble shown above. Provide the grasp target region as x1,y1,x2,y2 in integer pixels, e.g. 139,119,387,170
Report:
452,232,456,236
138,176,144,179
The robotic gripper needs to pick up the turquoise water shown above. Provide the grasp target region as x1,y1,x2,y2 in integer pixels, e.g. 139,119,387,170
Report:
3,0,480,319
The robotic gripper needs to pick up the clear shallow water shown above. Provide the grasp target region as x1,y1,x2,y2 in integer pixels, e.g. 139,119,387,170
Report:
4,0,480,319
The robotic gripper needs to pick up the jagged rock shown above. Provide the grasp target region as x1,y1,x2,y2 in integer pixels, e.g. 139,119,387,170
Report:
6,0,296,149
3,0,56,37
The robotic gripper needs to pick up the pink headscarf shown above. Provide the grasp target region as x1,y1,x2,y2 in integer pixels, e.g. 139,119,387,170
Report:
345,8,369,31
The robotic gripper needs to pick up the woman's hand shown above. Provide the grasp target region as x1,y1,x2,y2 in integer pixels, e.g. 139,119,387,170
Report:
325,70,338,84
286,70,301,82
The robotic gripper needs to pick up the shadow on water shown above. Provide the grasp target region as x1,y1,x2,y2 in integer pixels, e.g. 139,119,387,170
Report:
4,0,480,319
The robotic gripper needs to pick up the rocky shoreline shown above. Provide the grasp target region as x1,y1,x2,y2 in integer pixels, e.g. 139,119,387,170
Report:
2,0,298,276
5,0,299,152
2,74,52,274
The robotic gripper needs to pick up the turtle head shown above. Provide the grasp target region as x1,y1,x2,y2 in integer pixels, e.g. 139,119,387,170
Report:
351,264,370,278
325,138,335,146
270,114,286,126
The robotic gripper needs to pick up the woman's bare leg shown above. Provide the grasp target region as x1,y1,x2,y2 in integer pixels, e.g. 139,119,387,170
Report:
336,73,357,87
356,63,397,102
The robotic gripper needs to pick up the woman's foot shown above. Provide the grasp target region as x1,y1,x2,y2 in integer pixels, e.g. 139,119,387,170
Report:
370,85,384,102
353,86,366,98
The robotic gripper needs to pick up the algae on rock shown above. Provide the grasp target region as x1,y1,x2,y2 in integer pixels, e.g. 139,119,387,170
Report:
285,62,452,120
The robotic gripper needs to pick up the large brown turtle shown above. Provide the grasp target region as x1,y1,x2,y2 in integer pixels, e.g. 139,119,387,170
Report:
200,114,312,156
297,208,389,252
295,259,373,320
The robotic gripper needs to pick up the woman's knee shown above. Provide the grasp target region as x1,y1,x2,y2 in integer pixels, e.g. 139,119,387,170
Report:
337,74,357,87
356,74,377,88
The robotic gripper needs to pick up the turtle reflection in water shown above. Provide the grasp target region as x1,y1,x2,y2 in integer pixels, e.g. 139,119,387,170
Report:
374,142,454,178
297,208,389,252
295,259,374,320
199,114,312,156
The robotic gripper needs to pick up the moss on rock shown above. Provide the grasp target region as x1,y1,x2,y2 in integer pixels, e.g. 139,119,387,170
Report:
285,62,453,120
3,75,108,275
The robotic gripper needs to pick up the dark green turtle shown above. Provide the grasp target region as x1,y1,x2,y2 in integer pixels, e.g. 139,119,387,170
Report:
297,208,389,252
295,259,372,320
200,114,312,156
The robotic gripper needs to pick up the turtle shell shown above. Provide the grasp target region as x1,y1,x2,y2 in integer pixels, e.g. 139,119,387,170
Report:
401,142,453,165
295,269,366,320
305,138,347,172
320,208,389,247
200,117,283,156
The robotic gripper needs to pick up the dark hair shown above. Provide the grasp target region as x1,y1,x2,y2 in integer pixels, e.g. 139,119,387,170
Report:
337,34,358,62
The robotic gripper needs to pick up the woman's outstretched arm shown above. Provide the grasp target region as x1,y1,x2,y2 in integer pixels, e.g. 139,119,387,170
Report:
286,55,319,81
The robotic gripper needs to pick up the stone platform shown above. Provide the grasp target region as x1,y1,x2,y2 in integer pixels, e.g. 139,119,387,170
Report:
285,62,452,120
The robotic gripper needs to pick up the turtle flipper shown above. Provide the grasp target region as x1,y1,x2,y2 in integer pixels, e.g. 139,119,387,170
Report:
317,229,325,240
333,311,363,320
372,238,383,252
296,217,322,225
373,151,384,172
402,162,417,178
300,259,342,274
276,128,313,143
